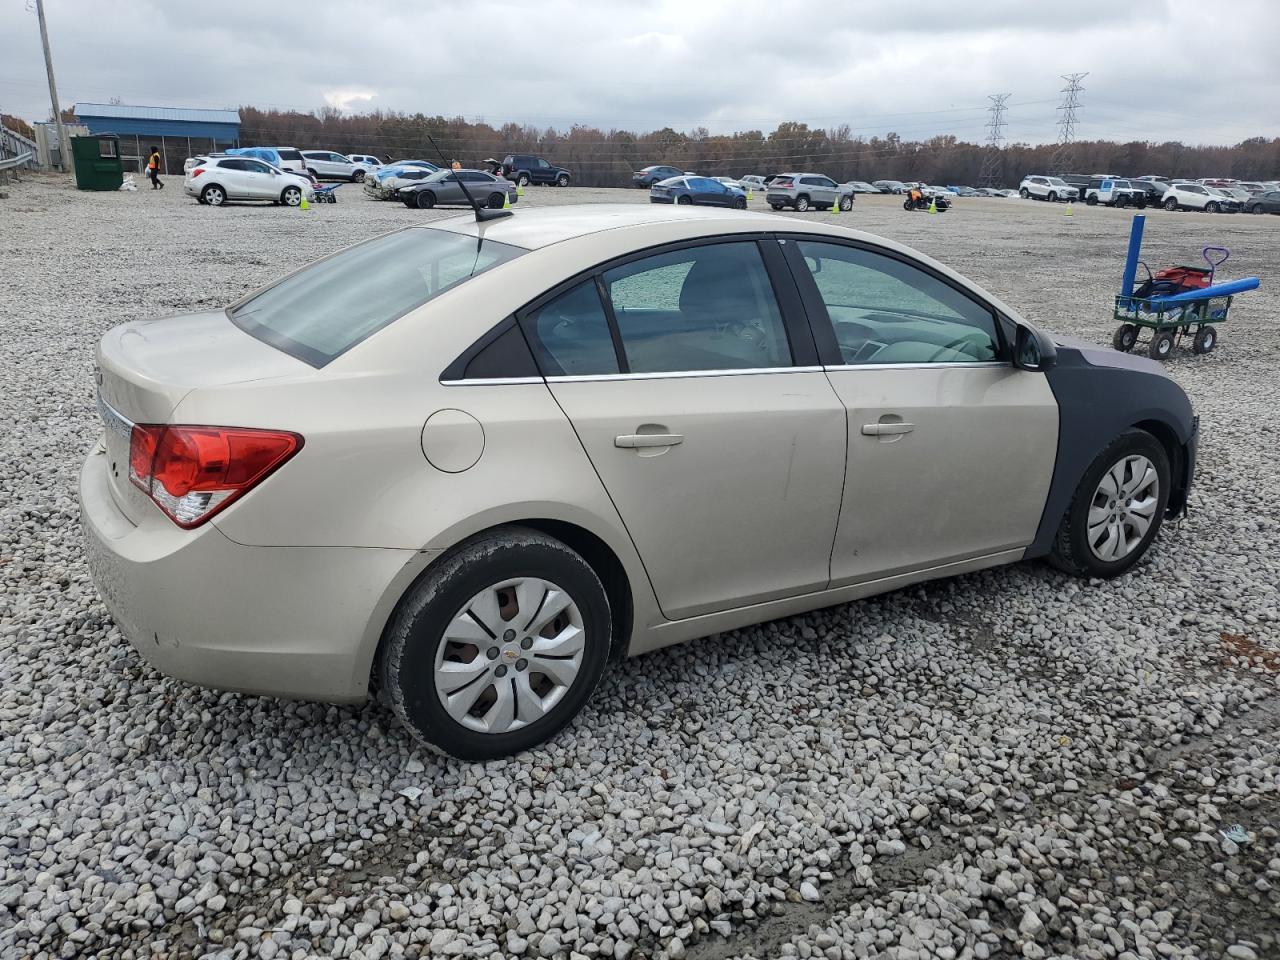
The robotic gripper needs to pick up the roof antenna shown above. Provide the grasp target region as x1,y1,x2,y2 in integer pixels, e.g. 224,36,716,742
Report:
424,132,512,223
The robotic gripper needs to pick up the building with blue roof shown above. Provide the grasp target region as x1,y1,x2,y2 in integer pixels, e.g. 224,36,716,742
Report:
73,103,241,173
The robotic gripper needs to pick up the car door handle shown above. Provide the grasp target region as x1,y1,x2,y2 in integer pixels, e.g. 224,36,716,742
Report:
615,433,684,448
861,422,914,436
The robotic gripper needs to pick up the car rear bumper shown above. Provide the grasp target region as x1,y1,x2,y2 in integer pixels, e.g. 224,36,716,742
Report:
765,193,793,205
80,440,414,703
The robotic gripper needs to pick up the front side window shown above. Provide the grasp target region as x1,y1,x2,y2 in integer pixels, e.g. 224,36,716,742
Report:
603,243,792,373
536,159,550,169
231,229,525,366
794,241,1001,365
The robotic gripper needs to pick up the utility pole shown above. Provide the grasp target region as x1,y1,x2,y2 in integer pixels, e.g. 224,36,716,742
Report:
979,93,1010,188
35,0,69,172
1050,72,1087,176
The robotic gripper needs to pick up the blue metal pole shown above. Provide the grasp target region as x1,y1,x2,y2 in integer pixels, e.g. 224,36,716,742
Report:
1120,214,1145,308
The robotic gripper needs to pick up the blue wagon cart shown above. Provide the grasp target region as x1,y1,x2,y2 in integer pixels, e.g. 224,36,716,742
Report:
312,182,341,203
1112,214,1260,359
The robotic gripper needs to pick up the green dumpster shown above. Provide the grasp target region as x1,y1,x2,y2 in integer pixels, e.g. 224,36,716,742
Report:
71,134,123,191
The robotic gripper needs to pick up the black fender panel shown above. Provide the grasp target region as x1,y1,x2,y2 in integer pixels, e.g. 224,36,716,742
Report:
1028,338,1196,558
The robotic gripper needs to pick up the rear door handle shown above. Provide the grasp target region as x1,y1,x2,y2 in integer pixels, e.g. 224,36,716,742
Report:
615,433,684,448
861,422,914,436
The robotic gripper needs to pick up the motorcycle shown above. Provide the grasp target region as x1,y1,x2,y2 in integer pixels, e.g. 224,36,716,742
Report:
903,193,950,212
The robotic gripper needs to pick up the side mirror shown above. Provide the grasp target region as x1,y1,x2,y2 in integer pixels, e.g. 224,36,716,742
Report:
1014,324,1057,371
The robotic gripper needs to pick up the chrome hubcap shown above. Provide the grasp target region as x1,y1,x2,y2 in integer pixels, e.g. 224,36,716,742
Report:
1088,455,1159,562
434,577,585,734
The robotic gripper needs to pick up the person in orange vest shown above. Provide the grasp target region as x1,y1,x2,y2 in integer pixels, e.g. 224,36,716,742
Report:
147,146,163,190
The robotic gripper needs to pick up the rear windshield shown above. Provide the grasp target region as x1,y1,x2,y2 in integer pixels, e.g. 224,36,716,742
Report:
276,149,303,161
230,228,526,366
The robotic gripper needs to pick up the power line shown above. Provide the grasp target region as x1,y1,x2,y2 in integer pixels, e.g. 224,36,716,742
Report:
978,93,1010,188
1050,72,1087,175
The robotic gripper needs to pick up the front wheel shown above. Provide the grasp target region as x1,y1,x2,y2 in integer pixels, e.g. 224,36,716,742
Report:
378,527,611,760
556,174,570,187
1192,325,1217,354
281,186,302,206
1048,191,1058,203
416,190,436,209
353,170,366,183
1149,328,1176,360
1206,201,1220,213
1112,323,1138,352
1048,430,1171,578
839,195,853,211
733,196,747,210
1251,205,1264,214
1086,195,1098,206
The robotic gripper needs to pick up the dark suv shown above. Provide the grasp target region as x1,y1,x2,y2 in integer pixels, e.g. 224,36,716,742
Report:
632,165,685,188
499,155,571,187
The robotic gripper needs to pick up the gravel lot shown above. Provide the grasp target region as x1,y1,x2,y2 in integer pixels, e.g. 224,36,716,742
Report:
2,174,1278,960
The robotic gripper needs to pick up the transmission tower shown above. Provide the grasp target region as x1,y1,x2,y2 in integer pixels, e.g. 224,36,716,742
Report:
1050,72,1087,175
978,93,1010,188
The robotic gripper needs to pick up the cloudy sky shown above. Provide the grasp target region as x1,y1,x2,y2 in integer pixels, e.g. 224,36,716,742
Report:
1,0,1273,145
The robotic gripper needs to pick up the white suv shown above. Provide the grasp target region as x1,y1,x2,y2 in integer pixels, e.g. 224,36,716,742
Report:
1161,182,1241,213
1019,176,1078,202
301,150,372,182
183,156,315,207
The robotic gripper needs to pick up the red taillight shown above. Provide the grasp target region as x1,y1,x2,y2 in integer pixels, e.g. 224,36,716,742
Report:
191,167,205,178
129,425,302,528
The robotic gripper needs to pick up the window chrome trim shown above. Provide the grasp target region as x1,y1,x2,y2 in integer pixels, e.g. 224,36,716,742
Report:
546,365,825,383
442,376,545,387
822,361,1011,371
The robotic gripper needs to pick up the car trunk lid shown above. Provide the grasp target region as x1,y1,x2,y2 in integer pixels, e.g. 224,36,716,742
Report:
96,311,311,524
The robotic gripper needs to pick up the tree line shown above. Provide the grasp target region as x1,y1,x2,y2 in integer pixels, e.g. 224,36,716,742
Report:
238,107,1280,188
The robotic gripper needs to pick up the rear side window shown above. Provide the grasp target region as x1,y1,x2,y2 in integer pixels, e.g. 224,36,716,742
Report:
231,229,525,366
603,243,792,373
524,281,619,376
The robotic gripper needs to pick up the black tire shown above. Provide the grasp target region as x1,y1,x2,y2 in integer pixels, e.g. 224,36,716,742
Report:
402,195,417,208
1192,325,1217,354
839,195,853,212
486,192,505,209
1164,198,1178,211
1206,201,1220,213
733,196,747,210
1047,429,1171,579
1112,323,1138,352
1249,204,1262,214
200,184,226,206
416,190,436,209
1086,195,1098,206
378,527,611,760
676,194,693,205
516,173,531,187
1134,198,1147,209
556,174,570,187
1019,188,1030,199
281,186,302,206
795,195,810,212
1047,191,1058,203
770,203,783,210
353,170,366,183
306,168,319,179
1149,329,1176,360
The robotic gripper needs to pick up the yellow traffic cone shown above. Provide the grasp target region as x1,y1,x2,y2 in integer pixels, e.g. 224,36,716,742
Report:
831,196,840,214
747,188,753,200
928,199,937,214
300,193,310,211
516,183,524,198
503,191,511,209
1064,203,1073,217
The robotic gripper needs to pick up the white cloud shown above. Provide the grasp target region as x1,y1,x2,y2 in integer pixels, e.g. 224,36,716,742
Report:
323,89,377,113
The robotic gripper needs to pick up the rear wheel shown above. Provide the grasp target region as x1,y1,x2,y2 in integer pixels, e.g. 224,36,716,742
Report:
795,195,810,212
770,203,783,210
1112,323,1138,352
1019,188,1030,199
486,192,505,209
378,527,611,760
416,190,436,209
1048,430,1170,579
1149,329,1176,360
1164,198,1179,211
200,184,226,206
281,186,302,206
676,194,693,205
517,173,531,187
839,195,853,212
1192,325,1217,354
